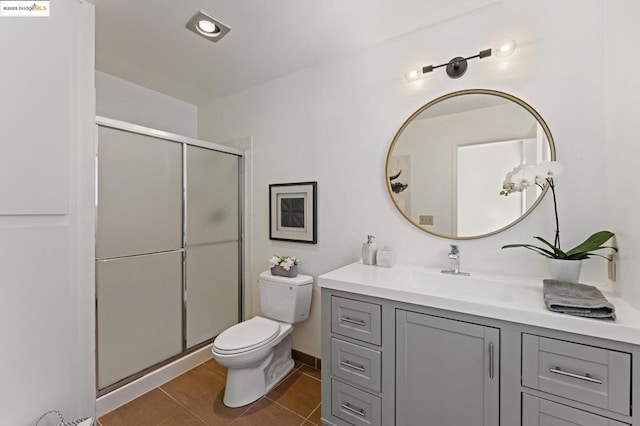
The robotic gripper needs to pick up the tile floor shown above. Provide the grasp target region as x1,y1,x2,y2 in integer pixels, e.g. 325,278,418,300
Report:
98,359,322,426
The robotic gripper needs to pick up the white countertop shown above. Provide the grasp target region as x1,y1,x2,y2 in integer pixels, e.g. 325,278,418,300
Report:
318,262,640,345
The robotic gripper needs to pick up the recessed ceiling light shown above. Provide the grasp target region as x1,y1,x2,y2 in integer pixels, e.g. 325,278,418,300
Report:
186,11,230,43
197,20,220,36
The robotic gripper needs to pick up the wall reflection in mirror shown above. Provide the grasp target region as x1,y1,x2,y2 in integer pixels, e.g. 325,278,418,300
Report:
386,89,556,239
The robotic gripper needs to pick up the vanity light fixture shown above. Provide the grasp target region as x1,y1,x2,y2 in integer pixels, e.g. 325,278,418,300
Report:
186,10,230,42
406,39,516,81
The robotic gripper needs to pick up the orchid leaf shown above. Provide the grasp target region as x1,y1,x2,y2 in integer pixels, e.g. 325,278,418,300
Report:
533,236,567,258
501,244,556,258
565,252,612,261
502,232,618,261
565,231,616,257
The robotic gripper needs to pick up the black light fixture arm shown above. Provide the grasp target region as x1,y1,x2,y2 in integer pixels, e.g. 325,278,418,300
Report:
421,48,492,79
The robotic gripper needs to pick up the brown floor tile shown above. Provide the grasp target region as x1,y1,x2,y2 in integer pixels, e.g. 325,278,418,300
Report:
160,365,247,425
201,358,227,377
157,410,207,425
266,370,321,418
306,404,321,425
298,364,321,381
99,389,186,426
231,398,305,426
101,353,321,425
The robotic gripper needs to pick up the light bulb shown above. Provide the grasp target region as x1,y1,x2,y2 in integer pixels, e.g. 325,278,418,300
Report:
494,39,516,58
197,20,220,36
405,69,422,81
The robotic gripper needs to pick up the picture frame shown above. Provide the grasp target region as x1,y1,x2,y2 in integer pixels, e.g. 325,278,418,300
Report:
269,181,317,244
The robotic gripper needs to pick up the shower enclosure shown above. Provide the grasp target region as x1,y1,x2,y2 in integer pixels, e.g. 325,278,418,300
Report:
95,117,243,395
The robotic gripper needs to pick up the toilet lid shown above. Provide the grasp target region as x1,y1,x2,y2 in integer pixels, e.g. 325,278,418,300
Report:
214,316,280,355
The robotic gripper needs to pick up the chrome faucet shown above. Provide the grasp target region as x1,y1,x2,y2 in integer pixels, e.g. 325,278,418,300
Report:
441,244,470,276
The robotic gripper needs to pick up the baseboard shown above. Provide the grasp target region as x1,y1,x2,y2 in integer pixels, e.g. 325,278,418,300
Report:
96,344,213,417
292,349,321,370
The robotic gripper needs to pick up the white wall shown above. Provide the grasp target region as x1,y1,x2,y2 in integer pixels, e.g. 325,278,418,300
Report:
198,0,614,358
0,1,96,424
604,1,640,308
96,71,198,138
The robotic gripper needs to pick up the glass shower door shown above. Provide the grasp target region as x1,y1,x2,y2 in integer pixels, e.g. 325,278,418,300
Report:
95,122,243,394
185,145,241,348
96,126,183,390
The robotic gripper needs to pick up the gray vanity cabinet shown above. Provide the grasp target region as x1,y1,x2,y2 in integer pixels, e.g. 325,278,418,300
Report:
395,310,499,426
321,287,638,426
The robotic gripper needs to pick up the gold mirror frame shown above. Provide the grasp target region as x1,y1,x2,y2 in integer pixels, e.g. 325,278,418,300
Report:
385,89,556,240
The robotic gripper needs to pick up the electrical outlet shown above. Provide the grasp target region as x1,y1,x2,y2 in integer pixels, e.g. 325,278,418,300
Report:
608,258,617,281
419,215,434,225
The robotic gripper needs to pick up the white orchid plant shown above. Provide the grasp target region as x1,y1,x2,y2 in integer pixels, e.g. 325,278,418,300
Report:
269,255,301,271
500,161,617,260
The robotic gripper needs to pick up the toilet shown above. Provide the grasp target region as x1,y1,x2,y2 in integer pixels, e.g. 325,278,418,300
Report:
212,270,313,408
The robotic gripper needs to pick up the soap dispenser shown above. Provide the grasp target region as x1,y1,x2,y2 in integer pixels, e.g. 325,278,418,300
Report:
362,235,377,265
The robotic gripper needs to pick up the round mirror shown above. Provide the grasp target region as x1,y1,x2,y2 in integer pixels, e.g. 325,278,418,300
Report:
386,89,556,239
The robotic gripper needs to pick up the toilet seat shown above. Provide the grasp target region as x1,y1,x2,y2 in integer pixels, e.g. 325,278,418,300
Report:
213,317,280,355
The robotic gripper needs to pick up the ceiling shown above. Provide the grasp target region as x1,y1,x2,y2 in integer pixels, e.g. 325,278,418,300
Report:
89,0,497,105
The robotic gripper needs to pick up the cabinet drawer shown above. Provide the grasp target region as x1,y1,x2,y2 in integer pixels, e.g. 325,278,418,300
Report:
522,394,629,426
331,379,381,426
331,296,381,345
331,338,381,392
522,334,631,415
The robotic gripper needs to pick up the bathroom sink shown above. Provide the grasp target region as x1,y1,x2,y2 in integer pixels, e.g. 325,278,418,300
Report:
404,270,514,303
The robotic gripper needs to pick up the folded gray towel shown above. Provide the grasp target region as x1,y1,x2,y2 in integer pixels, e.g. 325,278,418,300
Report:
543,279,616,320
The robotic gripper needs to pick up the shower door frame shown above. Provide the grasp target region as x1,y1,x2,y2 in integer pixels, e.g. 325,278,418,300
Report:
95,116,245,396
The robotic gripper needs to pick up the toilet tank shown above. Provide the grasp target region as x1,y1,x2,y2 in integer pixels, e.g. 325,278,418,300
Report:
259,270,313,324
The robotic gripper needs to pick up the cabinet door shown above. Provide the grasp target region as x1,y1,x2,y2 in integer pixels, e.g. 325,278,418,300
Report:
396,310,499,426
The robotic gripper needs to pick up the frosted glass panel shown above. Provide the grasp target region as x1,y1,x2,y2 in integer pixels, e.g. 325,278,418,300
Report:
187,146,239,245
97,126,183,258
97,251,183,389
186,242,239,347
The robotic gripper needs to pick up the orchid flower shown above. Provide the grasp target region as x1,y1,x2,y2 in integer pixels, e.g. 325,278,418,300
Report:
500,161,617,261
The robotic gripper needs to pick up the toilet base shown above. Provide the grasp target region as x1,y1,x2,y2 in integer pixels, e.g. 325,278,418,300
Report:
222,335,294,408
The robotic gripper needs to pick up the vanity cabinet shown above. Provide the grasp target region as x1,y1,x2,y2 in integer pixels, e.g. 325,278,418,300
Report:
396,310,499,426
322,291,501,426
321,286,639,426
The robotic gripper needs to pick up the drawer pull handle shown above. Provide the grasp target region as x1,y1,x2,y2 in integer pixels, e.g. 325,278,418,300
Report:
549,367,603,384
341,317,366,327
340,361,366,372
341,402,366,417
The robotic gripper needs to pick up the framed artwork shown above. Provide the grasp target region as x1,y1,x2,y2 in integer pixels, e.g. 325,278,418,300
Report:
269,181,317,244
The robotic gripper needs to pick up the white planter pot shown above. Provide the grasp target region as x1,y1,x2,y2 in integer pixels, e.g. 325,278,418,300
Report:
549,259,582,283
